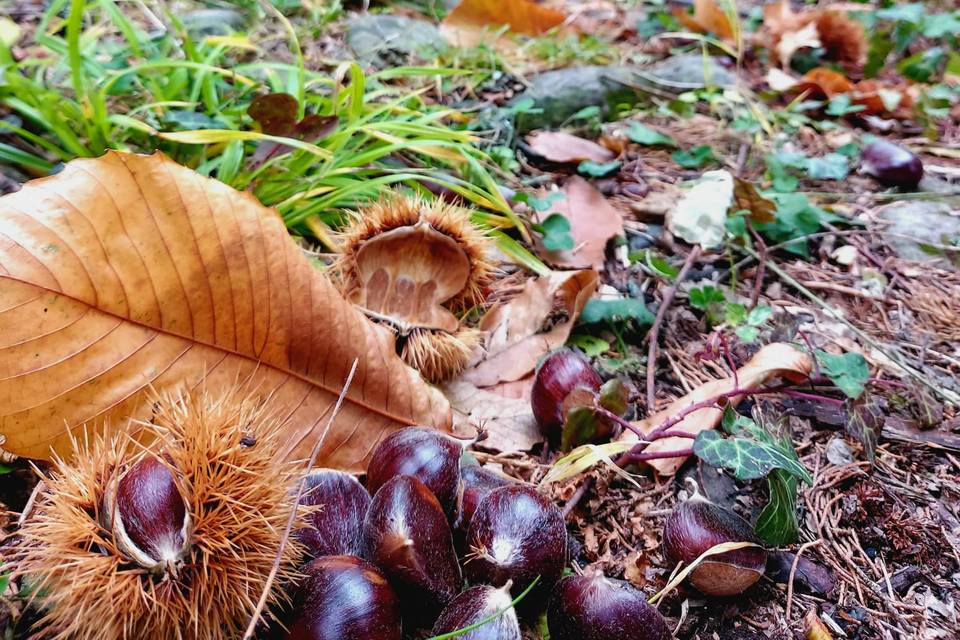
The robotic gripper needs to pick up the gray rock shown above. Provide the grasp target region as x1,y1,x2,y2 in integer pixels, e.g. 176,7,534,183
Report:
346,14,447,66
639,54,737,89
877,200,960,268
182,9,248,37
511,65,639,132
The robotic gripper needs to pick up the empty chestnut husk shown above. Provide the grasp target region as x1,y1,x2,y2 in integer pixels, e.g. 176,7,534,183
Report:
663,493,766,596
531,349,603,438
367,427,467,519
861,140,923,190
296,469,370,559
285,555,401,640
432,583,522,640
362,475,463,620
456,462,514,536
547,571,670,640
465,485,566,601
102,455,191,574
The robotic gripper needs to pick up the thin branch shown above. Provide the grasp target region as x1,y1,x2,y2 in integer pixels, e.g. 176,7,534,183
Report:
646,245,702,411
242,359,359,640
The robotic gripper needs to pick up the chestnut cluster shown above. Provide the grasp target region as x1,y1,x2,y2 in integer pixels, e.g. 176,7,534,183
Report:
285,427,565,640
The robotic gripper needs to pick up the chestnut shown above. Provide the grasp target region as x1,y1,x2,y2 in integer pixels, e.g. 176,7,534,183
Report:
861,140,923,190
102,455,190,573
367,427,466,519
457,463,513,536
362,475,462,620
465,485,566,601
547,571,670,640
531,349,603,438
663,494,766,596
296,469,370,558
285,555,401,640
432,583,522,640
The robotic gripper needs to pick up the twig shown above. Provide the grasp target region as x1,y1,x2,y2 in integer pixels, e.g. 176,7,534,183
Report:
646,245,702,411
620,447,694,465
242,359,359,640
786,540,822,621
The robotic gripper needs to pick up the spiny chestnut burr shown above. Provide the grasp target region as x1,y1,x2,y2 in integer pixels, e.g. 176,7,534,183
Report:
367,427,467,519
296,469,370,558
457,462,513,536
547,571,670,640
102,455,190,573
286,555,401,640
465,485,566,600
861,140,923,190
531,348,603,438
432,583,522,640
362,475,463,620
663,493,766,597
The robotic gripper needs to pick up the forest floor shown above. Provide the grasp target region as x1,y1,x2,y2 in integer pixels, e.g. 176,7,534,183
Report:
1,1,960,639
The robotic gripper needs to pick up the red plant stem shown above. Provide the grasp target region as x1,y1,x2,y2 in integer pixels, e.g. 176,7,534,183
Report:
620,447,694,465
646,245,702,412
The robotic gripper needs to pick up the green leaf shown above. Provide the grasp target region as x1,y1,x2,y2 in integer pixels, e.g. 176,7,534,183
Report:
688,285,725,310
899,47,946,83
694,430,813,484
577,159,621,178
0,571,8,593
725,302,747,326
817,351,870,399
735,325,760,342
825,94,866,117
514,191,565,212
747,305,773,326
639,250,680,280
804,153,849,180
0,463,12,474
755,469,800,545
579,298,654,325
671,145,718,169
567,334,610,357
922,13,960,39
877,4,925,24
625,122,676,147
598,378,628,416
537,213,575,251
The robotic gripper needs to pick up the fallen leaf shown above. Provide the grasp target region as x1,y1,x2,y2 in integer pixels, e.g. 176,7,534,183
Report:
0,151,451,471
775,20,821,68
443,379,541,453
672,0,734,42
765,67,801,92
441,0,567,48
764,1,865,68
620,343,813,475
667,169,734,250
460,269,598,387
796,68,854,98
539,177,624,269
525,131,615,164
733,178,777,224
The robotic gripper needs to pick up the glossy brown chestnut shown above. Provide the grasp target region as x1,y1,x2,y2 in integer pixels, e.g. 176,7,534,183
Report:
362,475,462,620
366,427,465,519
547,571,670,640
465,485,566,599
296,469,370,559
285,555,401,640
456,463,513,535
663,496,766,596
104,455,190,572
531,349,603,438
862,140,923,190
432,583,522,640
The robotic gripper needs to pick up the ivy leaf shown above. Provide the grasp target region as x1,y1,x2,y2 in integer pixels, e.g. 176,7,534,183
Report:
899,47,946,82
804,153,849,180
672,145,718,168
578,160,622,178
626,122,677,147
755,470,800,545
817,351,870,399
694,430,813,484
537,213,575,251
579,298,654,325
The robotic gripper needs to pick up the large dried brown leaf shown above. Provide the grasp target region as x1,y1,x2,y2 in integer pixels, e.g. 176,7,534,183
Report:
540,177,624,270
673,0,734,42
525,131,615,165
0,151,451,471
620,343,813,475
441,0,567,48
763,0,865,69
